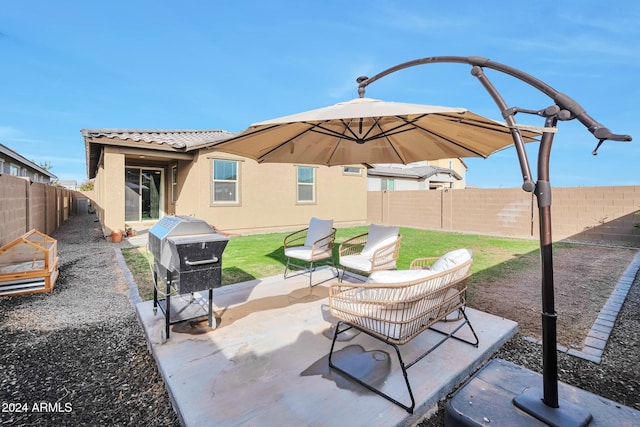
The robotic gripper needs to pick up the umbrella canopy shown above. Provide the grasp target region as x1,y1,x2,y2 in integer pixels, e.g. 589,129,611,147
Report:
210,97,537,166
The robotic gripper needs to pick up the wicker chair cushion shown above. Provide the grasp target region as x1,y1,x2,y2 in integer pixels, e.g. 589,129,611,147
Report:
285,246,332,262
339,254,373,272
361,224,399,256
430,248,472,272
366,269,447,302
304,217,333,247
367,269,434,283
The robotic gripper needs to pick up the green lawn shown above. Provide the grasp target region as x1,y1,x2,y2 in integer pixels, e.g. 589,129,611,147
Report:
122,226,541,301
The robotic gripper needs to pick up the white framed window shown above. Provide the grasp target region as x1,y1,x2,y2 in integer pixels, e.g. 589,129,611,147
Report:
381,178,395,191
171,165,178,203
9,164,20,176
297,166,315,203
0,159,4,174
212,159,239,204
343,166,362,175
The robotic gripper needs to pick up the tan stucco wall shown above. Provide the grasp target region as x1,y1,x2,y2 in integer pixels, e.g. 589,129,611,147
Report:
89,144,367,236
93,146,126,234
175,150,368,234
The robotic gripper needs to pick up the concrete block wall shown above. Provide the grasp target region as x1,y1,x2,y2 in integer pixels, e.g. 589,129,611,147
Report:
0,175,29,244
368,186,640,246
0,174,81,246
29,182,47,233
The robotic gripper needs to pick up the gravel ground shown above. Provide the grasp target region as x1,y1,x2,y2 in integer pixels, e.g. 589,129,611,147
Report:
0,213,179,426
1,213,638,426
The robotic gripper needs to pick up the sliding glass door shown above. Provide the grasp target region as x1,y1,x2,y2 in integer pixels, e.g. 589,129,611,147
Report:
125,167,163,222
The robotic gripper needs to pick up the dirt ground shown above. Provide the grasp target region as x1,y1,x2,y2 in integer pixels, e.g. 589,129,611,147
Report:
467,243,638,348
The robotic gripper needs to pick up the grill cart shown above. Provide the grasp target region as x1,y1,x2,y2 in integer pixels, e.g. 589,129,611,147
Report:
148,216,228,339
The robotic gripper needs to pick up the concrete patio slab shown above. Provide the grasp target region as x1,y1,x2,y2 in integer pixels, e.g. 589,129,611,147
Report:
135,268,518,426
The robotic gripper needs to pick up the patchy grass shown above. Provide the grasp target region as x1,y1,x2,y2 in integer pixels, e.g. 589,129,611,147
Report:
121,226,540,301
120,247,156,301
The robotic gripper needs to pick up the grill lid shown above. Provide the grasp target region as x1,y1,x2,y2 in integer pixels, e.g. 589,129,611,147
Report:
149,215,229,272
160,233,228,272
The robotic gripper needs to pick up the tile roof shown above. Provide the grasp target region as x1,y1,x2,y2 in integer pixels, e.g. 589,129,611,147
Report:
80,129,236,151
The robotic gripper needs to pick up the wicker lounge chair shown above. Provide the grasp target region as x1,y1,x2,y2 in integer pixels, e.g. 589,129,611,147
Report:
338,224,402,282
328,248,479,413
283,217,338,287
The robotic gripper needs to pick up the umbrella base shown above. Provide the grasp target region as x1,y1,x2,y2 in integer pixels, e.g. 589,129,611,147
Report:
445,359,636,427
513,388,592,427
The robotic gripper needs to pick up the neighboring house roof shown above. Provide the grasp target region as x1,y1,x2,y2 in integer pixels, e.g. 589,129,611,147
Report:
58,180,78,188
81,129,237,179
0,143,58,179
368,164,463,180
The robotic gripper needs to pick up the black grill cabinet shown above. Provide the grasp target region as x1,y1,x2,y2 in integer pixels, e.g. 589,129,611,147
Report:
148,215,228,339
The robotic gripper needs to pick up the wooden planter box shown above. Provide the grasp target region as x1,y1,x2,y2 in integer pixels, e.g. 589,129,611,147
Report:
0,230,59,297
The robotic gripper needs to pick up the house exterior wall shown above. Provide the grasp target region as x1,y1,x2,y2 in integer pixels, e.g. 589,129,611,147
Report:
88,144,368,236
368,186,640,246
93,159,106,226
368,176,424,192
95,147,127,234
174,150,368,234
428,158,467,188
368,159,467,191
0,146,56,184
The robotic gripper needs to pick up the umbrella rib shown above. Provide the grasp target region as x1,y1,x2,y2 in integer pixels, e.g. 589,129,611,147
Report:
253,122,339,162
370,117,408,163
412,121,489,158
401,113,523,158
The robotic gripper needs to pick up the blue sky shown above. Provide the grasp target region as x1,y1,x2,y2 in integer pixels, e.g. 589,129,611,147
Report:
1,1,638,187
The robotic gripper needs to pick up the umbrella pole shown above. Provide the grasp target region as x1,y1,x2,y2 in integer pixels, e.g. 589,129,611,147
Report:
537,117,559,408
465,68,593,424
512,116,593,426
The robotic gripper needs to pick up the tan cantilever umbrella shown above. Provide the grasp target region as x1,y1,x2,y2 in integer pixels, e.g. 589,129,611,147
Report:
210,97,538,166
209,54,631,423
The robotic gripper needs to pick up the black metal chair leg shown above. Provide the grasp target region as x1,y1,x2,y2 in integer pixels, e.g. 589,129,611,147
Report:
328,321,416,414
406,307,479,370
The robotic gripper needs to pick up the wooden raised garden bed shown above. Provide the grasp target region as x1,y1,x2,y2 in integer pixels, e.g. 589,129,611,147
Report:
0,230,59,297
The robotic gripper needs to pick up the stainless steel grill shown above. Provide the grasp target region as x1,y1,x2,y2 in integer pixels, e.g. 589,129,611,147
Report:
149,215,228,339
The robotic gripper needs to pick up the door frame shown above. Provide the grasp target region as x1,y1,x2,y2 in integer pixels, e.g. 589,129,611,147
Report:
125,166,165,223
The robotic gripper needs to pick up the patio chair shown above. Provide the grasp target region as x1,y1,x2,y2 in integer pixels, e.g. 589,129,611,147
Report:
338,224,401,282
283,217,338,287
328,248,479,413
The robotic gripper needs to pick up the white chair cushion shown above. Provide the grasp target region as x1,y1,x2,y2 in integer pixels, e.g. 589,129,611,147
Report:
430,248,472,272
304,217,333,247
367,269,438,301
339,254,372,272
285,246,331,261
361,224,399,256
367,269,435,284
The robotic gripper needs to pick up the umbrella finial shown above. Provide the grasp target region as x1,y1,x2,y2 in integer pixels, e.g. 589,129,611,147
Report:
356,76,369,98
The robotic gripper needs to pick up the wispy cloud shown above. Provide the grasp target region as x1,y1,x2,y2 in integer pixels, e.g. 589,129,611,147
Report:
557,10,640,37
507,35,639,63
326,57,381,99
367,3,472,33
0,125,22,138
